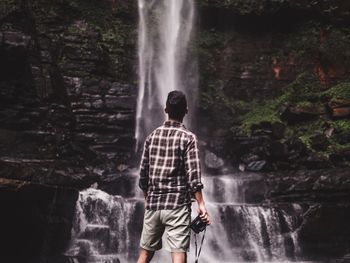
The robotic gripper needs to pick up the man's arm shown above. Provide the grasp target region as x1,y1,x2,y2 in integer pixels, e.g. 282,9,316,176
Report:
194,190,210,224
139,136,150,200
184,135,210,224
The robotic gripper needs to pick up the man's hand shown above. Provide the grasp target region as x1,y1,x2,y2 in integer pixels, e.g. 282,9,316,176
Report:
198,203,211,225
194,190,211,225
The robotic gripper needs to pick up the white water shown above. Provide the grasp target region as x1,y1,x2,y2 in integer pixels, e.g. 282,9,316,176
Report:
65,189,142,262
65,174,303,262
135,0,195,151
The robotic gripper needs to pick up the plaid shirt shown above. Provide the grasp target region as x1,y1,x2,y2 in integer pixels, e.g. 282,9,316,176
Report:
139,120,203,210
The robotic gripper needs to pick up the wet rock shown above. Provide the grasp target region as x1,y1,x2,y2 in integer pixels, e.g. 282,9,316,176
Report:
271,122,286,139
286,137,307,161
98,172,139,197
0,180,78,262
303,152,331,169
270,141,288,159
204,150,224,170
82,224,110,252
250,121,285,139
331,107,350,118
266,168,350,202
310,134,329,151
251,121,273,136
299,204,350,259
329,98,350,109
324,126,335,138
241,153,260,164
281,104,326,124
42,255,86,263
105,95,136,110
246,160,267,171
2,31,31,48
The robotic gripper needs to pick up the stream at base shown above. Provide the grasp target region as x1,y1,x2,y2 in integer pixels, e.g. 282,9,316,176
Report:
65,172,312,263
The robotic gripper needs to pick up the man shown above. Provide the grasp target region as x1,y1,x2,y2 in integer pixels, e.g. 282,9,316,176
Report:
137,90,210,263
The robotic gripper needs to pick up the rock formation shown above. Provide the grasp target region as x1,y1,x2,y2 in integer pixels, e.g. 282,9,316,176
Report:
0,0,350,262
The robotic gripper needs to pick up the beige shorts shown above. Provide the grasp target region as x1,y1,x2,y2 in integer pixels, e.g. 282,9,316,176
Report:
140,205,191,252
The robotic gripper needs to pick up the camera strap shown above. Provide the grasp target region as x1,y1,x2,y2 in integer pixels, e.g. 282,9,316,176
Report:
194,228,206,263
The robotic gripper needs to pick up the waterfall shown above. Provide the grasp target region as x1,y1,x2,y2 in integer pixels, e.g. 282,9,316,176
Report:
186,203,302,263
65,0,305,261
65,188,145,262
135,0,195,151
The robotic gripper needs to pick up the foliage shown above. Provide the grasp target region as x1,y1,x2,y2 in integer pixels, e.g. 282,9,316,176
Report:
200,0,291,14
331,120,350,134
320,27,350,68
284,22,320,60
322,82,350,100
199,0,347,18
239,101,281,133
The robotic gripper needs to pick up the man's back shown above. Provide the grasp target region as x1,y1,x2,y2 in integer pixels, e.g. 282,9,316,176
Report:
137,91,210,263
139,120,203,210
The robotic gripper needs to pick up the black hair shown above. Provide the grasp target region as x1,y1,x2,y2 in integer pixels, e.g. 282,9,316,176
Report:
166,90,187,120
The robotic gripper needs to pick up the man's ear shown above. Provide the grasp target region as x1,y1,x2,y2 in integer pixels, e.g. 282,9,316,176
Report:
185,108,188,114
165,107,168,113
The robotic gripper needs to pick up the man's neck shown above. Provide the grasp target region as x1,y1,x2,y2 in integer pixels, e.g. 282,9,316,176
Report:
168,118,183,123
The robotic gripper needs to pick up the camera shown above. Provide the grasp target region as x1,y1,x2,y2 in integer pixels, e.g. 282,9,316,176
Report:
190,215,208,233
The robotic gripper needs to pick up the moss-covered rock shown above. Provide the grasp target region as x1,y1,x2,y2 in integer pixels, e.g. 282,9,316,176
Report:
0,0,20,19
200,0,350,18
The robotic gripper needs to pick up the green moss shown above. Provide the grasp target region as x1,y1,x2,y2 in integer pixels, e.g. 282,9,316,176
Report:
286,72,321,102
320,27,350,68
294,119,326,145
295,101,314,108
200,0,347,18
200,0,291,15
331,120,350,133
327,142,350,156
48,0,132,30
238,72,321,134
323,82,350,100
292,119,350,155
299,134,312,149
239,101,281,133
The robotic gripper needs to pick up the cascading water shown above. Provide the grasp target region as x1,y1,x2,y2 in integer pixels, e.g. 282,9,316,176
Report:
65,187,145,262
65,175,304,263
65,1,306,262
135,0,195,151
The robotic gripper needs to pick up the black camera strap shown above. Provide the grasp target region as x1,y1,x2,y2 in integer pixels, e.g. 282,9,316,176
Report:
194,228,206,263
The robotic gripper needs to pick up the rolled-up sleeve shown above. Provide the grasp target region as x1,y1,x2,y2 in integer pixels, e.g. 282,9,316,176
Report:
139,136,150,191
184,135,203,193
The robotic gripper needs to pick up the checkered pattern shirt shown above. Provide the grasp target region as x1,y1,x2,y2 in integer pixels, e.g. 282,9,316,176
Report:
139,120,203,210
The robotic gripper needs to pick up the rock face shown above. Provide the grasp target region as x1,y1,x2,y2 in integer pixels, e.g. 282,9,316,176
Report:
264,168,350,260
0,0,138,189
1,0,350,262
0,178,78,262
0,1,138,262
196,1,350,171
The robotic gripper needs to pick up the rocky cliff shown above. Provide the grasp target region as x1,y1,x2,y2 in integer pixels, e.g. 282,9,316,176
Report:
1,0,137,189
1,1,138,261
1,0,350,262
197,0,350,171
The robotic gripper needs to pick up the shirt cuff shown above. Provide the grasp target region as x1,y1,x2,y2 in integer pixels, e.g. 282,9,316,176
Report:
189,182,204,193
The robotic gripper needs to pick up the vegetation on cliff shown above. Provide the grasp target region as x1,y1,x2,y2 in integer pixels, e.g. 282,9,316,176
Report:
197,6,350,170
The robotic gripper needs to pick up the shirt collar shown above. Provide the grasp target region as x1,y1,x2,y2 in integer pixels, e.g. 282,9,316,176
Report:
164,120,185,128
